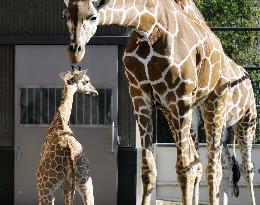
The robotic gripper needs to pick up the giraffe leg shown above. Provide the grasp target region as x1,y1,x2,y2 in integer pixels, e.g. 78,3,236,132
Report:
136,107,157,205
201,85,228,205
164,107,199,205
74,152,93,205
77,177,94,205
131,96,156,204
38,194,55,205
141,148,157,205
193,162,202,205
36,162,65,205
124,72,157,205
36,177,57,205
191,108,202,205
235,110,256,205
203,119,223,205
219,140,232,205
175,131,199,205
62,180,75,205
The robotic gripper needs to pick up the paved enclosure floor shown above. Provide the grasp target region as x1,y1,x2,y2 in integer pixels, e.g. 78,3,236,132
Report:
157,200,207,205
157,200,182,205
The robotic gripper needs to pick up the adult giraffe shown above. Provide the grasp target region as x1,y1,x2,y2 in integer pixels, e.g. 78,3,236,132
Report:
174,1,257,204
63,0,230,204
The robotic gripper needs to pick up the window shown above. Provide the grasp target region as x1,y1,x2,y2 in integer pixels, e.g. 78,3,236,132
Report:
20,87,112,126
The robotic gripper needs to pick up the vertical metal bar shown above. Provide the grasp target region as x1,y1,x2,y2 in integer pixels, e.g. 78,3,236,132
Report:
104,89,107,124
75,92,78,125
90,96,92,125
40,88,42,124
3,46,6,143
96,92,99,124
33,88,35,124
47,88,50,124
26,88,28,124
0,47,3,139
54,88,56,122
152,107,157,143
82,93,85,125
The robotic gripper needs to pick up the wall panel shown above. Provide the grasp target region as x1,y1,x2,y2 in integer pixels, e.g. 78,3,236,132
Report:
0,0,130,36
0,46,15,146
118,46,136,147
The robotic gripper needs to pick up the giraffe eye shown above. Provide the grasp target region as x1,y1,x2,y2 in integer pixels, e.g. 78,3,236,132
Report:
90,16,97,21
67,77,76,85
86,15,97,22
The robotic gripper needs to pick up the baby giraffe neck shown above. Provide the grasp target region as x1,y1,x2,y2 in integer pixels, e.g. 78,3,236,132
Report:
58,84,77,126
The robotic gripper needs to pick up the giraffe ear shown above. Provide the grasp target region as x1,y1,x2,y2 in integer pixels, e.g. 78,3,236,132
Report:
93,0,110,10
59,72,67,80
64,0,69,7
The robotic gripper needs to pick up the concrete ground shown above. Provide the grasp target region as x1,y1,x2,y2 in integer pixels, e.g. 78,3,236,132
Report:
157,200,182,205
157,200,207,205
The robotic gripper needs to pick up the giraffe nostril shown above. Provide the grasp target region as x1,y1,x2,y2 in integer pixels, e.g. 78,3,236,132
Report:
69,44,76,52
69,44,81,53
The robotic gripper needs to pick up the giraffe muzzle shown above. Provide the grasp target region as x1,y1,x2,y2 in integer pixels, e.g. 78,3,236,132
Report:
69,43,82,53
67,43,85,63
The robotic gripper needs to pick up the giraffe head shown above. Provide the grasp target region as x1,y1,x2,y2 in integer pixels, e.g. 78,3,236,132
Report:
63,0,110,63
59,66,98,95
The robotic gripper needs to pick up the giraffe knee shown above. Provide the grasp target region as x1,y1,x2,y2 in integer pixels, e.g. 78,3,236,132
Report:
241,162,255,180
141,170,156,187
176,169,195,187
206,162,222,183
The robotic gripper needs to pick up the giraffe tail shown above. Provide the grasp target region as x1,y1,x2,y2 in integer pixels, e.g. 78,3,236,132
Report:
231,140,241,197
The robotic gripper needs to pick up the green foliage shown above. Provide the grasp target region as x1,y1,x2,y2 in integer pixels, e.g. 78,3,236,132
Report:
195,0,260,143
196,0,259,27
196,0,259,67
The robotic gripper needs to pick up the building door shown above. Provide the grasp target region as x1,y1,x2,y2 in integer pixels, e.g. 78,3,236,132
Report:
15,45,118,205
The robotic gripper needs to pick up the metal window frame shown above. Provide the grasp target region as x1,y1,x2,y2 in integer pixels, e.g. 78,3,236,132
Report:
18,86,113,128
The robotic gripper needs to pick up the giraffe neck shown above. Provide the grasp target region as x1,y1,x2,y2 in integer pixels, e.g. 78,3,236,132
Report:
98,0,159,35
59,84,77,125
50,84,77,129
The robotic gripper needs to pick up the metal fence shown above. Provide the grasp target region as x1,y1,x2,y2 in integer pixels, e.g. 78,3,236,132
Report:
19,87,112,126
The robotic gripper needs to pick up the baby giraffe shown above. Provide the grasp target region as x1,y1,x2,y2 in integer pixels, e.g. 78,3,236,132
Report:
36,66,97,205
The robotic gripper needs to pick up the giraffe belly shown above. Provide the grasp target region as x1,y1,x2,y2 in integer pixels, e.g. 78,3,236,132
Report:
225,79,251,128
226,115,241,128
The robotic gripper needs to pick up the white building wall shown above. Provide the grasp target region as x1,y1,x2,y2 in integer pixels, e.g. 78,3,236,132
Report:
156,143,260,205
15,45,118,205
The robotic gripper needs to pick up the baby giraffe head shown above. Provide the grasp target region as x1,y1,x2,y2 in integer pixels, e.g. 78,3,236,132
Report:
63,0,110,63
59,66,98,96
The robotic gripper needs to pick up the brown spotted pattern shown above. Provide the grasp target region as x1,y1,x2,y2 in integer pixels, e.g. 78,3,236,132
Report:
175,1,257,204
36,69,96,205
62,0,247,204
